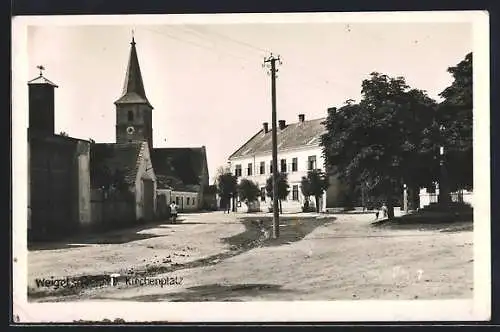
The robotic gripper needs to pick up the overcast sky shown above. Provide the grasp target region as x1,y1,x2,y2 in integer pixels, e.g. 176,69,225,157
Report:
27,21,472,183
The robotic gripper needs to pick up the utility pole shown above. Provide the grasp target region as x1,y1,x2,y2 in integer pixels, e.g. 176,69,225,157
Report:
263,53,282,239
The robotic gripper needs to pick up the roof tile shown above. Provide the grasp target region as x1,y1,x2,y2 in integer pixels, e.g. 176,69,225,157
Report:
229,118,326,159
90,142,144,188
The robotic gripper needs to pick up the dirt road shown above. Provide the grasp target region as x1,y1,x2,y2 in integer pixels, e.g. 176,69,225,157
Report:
28,211,473,302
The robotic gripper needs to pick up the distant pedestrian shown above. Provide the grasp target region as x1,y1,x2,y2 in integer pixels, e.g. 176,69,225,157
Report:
170,202,178,223
375,210,380,219
381,204,388,218
259,220,270,240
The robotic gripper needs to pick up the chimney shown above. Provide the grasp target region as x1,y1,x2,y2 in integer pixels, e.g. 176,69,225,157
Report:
278,120,286,130
262,122,269,133
298,114,305,123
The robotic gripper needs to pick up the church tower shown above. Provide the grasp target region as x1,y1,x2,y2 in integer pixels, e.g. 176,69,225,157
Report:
28,66,58,136
115,36,154,149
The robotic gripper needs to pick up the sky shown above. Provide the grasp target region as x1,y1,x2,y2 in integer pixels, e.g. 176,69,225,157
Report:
27,21,472,184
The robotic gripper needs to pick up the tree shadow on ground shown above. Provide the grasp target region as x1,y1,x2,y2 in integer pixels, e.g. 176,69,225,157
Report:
97,283,297,302
28,215,334,301
331,210,377,215
28,219,172,251
223,216,336,249
371,208,473,232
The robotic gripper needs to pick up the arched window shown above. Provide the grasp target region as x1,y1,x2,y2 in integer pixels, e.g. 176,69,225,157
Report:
128,110,134,122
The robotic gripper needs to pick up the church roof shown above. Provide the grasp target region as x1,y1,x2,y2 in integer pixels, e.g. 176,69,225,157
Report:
28,75,58,87
114,37,153,108
151,147,207,190
90,142,145,188
229,117,326,159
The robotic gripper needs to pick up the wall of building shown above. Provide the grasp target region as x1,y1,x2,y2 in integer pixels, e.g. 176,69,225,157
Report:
76,141,91,227
115,104,153,149
171,191,199,212
28,134,91,240
134,142,157,221
229,146,329,213
156,188,172,218
90,188,136,229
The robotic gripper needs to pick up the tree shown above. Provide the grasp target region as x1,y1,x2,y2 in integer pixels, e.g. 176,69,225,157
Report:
237,179,260,212
321,73,438,219
437,52,473,192
300,176,312,211
303,169,330,213
216,172,237,211
265,172,290,214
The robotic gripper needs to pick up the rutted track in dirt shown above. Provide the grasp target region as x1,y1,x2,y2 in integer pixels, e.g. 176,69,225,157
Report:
29,216,332,301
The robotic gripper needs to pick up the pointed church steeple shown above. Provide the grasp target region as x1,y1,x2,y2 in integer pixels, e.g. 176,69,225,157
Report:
114,35,153,109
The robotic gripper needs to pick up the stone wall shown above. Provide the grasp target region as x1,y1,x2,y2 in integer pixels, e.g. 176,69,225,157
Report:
28,133,91,241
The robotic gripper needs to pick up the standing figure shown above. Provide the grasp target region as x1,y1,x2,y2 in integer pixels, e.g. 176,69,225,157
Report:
381,203,388,218
170,201,178,223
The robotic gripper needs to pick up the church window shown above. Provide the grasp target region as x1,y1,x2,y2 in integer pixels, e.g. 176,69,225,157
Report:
128,110,134,122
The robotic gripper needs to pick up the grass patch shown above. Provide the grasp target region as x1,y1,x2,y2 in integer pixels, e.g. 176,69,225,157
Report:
372,207,473,231
224,215,335,248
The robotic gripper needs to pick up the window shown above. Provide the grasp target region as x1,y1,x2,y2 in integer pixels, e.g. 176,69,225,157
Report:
187,197,191,205
269,160,273,174
247,163,253,176
292,185,299,201
235,164,242,177
308,156,317,170
260,161,265,174
292,157,298,172
193,198,196,206
260,187,266,202
128,110,134,122
280,159,287,173
175,197,179,205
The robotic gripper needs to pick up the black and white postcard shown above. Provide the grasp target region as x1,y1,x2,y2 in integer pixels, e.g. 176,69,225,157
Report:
12,11,490,323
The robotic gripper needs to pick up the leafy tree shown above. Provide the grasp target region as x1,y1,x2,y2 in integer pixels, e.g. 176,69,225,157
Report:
265,172,290,214
300,176,312,211
437,52,473,192
216,172,237,211
237,179,260,211
301,170,329,212
321,73,438,218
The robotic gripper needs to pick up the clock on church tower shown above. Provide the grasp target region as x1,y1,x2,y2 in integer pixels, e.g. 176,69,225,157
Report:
114,36,154,150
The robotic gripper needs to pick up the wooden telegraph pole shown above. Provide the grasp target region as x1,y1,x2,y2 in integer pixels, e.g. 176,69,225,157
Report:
263,53,282,239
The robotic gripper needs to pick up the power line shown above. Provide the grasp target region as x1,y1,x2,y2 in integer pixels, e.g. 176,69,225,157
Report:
141,27,355,101
188,25,270,54
174,26,354,94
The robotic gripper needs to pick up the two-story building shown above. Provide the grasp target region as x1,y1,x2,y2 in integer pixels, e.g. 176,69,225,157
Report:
228,114,346,213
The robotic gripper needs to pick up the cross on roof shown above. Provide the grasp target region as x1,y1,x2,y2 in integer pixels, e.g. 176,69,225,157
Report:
36,65,45,76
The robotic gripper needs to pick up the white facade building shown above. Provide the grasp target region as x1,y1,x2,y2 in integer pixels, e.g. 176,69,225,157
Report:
228,114,345,213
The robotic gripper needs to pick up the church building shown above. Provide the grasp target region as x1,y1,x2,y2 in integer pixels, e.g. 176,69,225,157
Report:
113,36,210,214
